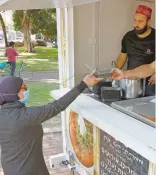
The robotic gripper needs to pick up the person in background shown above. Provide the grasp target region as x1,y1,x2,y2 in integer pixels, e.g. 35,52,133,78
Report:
115,5,155,95
0,73,103,175
111,61,155,85
5,41,18,76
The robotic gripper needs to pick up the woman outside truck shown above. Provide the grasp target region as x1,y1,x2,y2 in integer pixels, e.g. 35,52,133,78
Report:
5,41,18,76
0,73,103,175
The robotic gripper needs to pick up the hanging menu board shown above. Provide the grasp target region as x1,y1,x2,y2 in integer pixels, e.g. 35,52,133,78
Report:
100,130,149,175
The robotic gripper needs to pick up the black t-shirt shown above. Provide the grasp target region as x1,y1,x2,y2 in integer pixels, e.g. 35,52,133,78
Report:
121,28,155,70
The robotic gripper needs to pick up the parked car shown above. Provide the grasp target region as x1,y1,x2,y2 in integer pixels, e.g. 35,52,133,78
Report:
36,39,47,47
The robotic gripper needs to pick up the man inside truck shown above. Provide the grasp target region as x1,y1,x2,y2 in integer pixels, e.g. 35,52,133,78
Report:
115,5,155,96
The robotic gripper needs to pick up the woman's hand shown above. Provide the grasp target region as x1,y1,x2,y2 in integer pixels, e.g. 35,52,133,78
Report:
83,72,104,86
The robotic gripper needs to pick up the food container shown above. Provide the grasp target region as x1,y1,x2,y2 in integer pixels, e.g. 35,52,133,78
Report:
101,86,121,102
92,80,112,97
118,78,145,99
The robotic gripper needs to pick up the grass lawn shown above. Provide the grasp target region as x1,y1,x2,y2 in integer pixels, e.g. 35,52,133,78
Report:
17,46,59,72
0,46,58,72
26,81,59,106
17,59,58,72
17,46,58,59
17,46,58,72
0,59,58,72
0,57,58,72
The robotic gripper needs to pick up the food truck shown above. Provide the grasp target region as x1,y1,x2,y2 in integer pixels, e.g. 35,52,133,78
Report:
0,0,155,174
51,0,156,174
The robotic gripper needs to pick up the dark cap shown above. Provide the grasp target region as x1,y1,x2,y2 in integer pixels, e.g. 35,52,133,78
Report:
0,76,23,105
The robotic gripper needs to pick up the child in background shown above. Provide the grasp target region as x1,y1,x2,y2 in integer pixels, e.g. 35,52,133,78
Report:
5,41,18,76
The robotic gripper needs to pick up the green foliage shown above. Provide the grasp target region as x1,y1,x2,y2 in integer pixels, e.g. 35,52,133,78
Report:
13,10,25,31
13,9,57,38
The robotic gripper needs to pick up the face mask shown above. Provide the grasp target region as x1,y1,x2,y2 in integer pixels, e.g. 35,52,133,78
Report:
19,90,30,104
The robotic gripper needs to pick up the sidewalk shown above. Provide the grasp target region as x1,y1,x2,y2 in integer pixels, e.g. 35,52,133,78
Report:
20,71,59,82
0,71,59,83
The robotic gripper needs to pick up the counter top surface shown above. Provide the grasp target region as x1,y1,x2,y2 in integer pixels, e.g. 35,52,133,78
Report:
50,88,156,163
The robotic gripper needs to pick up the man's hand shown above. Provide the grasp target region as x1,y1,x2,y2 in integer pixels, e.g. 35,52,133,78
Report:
148,74,156,85
111,68,125,80
83,72,103,86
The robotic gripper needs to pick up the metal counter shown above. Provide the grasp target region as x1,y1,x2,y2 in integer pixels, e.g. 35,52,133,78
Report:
111,96,156,128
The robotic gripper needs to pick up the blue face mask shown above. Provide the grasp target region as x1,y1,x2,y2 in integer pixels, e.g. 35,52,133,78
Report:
19,90,30,104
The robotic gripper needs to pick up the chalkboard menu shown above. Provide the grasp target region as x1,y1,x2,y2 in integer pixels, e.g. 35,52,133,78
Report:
100,130,149,175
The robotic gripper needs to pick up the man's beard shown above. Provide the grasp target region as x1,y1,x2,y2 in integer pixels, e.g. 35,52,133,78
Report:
134,24,148,35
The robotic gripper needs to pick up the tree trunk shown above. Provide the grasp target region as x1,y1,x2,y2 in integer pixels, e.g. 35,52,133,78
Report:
22,11,33,53
22,25,32,52
0,13,8,47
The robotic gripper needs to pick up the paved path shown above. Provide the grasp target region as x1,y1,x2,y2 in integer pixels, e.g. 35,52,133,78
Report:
0,71,59,83
20,71,59,82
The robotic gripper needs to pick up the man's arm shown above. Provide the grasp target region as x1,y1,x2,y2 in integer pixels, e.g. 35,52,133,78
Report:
115,53,127,69
111,61,155,80
124,61,155,78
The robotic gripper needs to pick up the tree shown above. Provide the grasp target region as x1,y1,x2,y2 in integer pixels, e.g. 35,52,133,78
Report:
0,12,8,47
31,9,57,40
13,10,32,52
13,9,57,53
